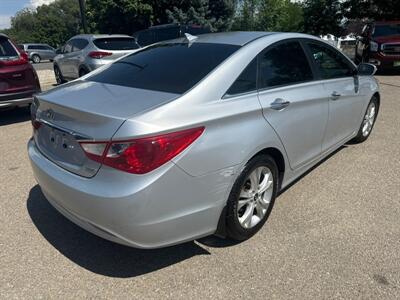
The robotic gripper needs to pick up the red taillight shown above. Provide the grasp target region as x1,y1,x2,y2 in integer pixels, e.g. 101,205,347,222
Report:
79,127,204,174
88,51,112,59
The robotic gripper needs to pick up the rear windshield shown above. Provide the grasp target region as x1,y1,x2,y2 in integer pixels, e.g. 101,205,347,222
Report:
88,42,240,94
93,38,139,50
373,24,400,37
0,38,18,58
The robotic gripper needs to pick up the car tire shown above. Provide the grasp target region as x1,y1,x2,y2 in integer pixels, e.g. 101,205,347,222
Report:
226,154,279,241
54,65,65,85
32,54,41,64
79,68,88,77
351,96,379,143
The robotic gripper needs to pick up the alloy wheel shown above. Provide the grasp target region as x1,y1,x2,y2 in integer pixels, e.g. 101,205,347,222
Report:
362,102,376,137
237,166,274,229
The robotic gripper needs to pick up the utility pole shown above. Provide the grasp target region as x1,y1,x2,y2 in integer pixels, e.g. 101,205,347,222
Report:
78,0,88,33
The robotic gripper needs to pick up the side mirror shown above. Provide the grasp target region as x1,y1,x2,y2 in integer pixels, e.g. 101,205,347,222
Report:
357,63,377,76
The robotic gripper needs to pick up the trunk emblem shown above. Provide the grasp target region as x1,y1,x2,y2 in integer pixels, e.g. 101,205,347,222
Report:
44,109,55,120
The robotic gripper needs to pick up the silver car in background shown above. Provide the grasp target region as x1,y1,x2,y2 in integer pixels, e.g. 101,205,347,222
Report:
19,43,56,63
53,34,140,84
29,32,380,249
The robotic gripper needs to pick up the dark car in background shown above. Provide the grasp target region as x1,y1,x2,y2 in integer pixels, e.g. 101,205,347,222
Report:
0,34,41,109
355,21,400,70
18,43,57,64
133,23,211,47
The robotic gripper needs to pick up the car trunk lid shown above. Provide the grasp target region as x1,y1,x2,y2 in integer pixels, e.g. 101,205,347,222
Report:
33,80,179,177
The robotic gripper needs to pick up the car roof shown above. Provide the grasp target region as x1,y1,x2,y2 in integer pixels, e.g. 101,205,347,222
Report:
71,34,134,40
0,33,8,39
165,31,277,46
23,43,50,46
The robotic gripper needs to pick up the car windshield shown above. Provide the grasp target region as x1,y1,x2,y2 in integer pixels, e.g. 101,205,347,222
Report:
0,38,18,59
373,24,400,37
93,38,139,50
88,42,240,94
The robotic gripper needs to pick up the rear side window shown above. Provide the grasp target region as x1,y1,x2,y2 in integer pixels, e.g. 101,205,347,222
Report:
93,38,139,50
259,41,313,89
88,42,239,94
71,39,88,51
0,38,18,58
226,58,257,96
307,42,354,79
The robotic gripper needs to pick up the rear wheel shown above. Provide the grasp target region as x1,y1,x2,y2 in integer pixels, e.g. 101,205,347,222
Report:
54,65,65,85
32,54,41,64
226,154,279,241
351,96,379,143
79,68,88,77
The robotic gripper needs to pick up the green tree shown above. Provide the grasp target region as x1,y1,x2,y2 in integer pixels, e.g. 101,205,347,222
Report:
258,0,303,32
302,0,342,36
231,0,260,31
2,0,80,47
166,0,237,32
232,0,303,32
342,0,400,20
86,0,153,34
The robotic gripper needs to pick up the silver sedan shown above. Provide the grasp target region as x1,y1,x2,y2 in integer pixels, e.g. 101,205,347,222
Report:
28,32,380,248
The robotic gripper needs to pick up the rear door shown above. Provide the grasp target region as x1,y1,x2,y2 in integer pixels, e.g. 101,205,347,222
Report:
304,41,362,151
257,40,328,170
58,41,73,77
69,38,88,77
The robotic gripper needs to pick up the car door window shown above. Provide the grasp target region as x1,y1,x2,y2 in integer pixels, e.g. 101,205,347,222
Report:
307,42,354,79
226,58,257,96
71,39,88,52
258,41,313,89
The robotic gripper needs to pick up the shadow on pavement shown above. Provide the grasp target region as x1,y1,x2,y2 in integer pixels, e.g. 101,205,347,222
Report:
0,107,31,126
27,185,210,278
279,145,346,195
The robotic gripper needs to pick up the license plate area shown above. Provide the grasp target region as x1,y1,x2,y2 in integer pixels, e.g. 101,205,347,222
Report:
33,123,100,177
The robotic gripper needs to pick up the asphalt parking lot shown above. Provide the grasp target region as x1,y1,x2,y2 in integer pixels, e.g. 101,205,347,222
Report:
0,75,399,299
32,61,53,71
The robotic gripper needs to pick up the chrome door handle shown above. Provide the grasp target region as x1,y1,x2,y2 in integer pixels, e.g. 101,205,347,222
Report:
270,98,290,110
331,91,341,100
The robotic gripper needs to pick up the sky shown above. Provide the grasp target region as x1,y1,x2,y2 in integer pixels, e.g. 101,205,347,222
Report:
0,0,56,29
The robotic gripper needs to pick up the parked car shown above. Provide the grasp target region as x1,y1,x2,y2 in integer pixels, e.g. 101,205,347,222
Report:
18,43,56,64
53,34,140,84
29,32,379,249
133,23,211,47
355,21,400,70
0,34,41,109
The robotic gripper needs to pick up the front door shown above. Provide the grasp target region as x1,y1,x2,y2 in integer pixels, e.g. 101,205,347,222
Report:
305,41,364,151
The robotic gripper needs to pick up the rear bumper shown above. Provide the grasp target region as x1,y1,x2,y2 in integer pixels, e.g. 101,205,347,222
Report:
28,138,230,249
0,90,36,108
